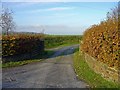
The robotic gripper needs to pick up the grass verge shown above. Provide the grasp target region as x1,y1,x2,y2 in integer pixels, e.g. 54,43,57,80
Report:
2,50,55,68
73,51,119,88
2,59,42,68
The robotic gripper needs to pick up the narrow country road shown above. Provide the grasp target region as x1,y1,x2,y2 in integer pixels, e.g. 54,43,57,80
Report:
2,45,89,88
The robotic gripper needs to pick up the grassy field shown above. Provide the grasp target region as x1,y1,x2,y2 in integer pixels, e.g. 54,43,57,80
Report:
44,35,82,49
2,50,54,68
73,50,119,88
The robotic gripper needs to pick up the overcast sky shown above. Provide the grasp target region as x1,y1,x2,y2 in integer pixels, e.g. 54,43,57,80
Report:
1,2,118,35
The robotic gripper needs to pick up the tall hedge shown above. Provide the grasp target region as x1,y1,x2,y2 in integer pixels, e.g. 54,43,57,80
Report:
2,34,44,57
81,7,119,67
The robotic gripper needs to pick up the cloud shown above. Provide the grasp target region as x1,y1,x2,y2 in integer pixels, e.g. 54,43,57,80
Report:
17,25,85,35
1,0,119,2
47,7,75,11
2,0,60,2
19,7,76,14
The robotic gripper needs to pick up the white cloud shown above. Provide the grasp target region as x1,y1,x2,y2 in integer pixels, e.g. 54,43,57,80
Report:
19,7,76,14
1,0,119,2
17,25,86,35
47,7,75,11
1,0,60,2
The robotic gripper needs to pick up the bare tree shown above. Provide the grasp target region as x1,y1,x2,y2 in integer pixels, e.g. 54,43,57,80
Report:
107,6,118,22
0,7,16,35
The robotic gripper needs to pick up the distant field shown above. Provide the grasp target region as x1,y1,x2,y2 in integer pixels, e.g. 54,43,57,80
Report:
44,35,82,49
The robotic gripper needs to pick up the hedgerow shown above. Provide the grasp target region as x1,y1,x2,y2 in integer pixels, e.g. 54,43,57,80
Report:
81,7,119,68
2,34,44,57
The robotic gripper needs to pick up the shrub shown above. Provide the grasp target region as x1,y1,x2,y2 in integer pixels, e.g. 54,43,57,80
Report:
81,7,119,68
2,34,44,57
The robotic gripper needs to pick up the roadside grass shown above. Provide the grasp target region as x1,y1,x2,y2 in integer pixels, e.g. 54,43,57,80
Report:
73,51,119,88
2,60,42,68
74,47,79,52
2,50,55,68
0,63,2,68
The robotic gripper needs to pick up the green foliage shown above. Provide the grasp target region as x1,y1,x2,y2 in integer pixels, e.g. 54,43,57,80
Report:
2,34,44,57
81,7,119,68
44,35,82,49
73,51,119,88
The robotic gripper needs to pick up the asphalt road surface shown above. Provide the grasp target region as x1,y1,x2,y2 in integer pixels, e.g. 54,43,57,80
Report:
2,45,89,88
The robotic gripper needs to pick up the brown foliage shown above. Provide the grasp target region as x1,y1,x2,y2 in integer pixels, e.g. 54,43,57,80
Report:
2,34,44,57
81,7,119,68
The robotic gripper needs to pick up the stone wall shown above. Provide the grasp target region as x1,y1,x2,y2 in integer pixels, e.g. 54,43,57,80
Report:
83,52,119,83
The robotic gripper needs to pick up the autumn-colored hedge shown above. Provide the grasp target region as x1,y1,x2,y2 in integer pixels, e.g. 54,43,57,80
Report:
2,34,44,57
81,7,119,67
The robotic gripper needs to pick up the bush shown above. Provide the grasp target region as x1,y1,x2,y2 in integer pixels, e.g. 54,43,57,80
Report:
81,7,119,67
2,34,44,57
